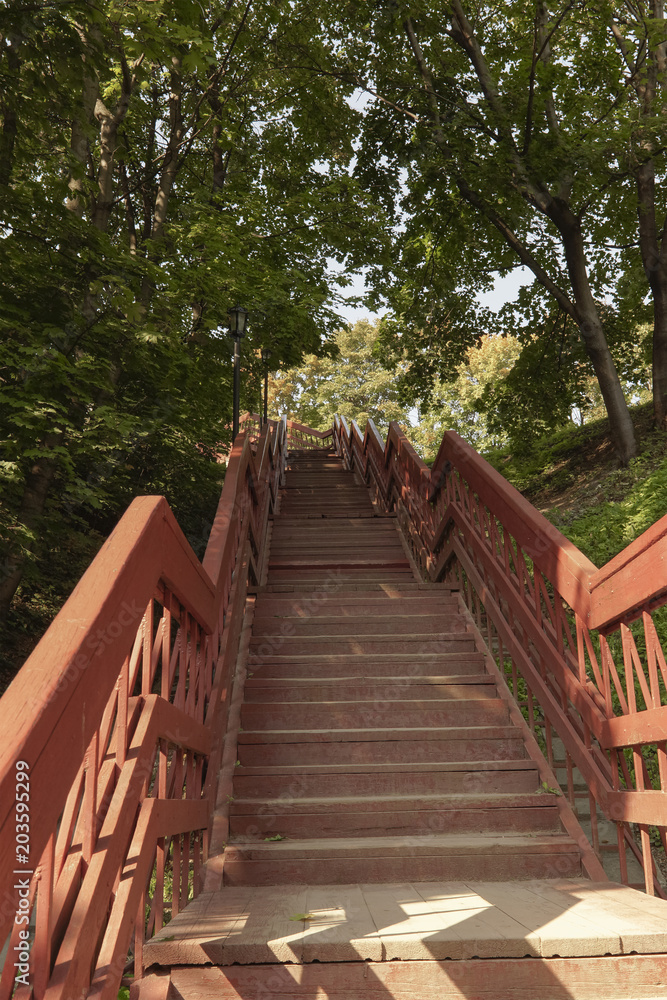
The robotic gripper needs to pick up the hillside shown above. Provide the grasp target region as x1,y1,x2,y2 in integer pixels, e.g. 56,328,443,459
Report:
486,401,667,568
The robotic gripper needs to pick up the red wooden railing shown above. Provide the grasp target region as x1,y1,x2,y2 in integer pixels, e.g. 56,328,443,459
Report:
0,418,291,1000
239,413,333,450
333,416,667,898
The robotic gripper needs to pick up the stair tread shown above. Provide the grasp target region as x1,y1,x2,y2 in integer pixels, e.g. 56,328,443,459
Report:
226,832,576,856
231,791,558,807
245,674,492,686
238,725,523,741
235,760,537,776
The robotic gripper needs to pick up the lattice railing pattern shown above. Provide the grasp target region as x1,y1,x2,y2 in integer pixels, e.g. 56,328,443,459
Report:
334,416,667,897
0,417,296,999
239,413,332,452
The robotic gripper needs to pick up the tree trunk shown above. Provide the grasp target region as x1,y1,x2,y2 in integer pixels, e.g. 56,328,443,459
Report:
652,284,667,428
635,158,667,428
0,34,21,187
555,205,638,464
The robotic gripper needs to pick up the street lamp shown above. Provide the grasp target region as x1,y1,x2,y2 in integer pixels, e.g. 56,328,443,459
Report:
260,347,272,428
228,304,248,441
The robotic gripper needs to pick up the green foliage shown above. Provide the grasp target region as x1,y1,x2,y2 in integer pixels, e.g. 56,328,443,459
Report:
548,455,667,567
0,0,391,636
269,320,411,434
406,333,522,459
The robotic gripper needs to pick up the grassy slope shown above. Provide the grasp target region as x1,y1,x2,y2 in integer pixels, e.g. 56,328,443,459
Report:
485,401,667,568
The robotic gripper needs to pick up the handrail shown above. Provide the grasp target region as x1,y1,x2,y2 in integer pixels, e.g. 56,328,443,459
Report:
0,413,323,1000
333,415,667,898
239,412,333,450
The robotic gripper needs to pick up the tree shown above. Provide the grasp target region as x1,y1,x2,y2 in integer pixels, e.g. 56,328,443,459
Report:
321,0,666,463
0,0,388,621
605,4,667,428
269,319,411,432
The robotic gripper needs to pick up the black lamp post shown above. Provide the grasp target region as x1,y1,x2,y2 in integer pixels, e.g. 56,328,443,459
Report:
228,304,248,441
260,347,272,427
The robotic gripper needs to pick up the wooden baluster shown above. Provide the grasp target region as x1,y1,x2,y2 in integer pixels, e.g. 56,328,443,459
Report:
134,891,145,980
600,634,613,718
641,823,655,895
644,612,661,710
582,724,600,856
116,654,129,769
622,624,637,715
526,681,535,735
629,734,655,895
186,618,198,718
172,834,182,918
193,828,202,899
565,748,576,809
32,833,55,1000
176,611,188,711
154,835,166,935
575,615,588,686
545,712,554,771
82,731,99,866
143,600,154,696
560,684,576,806
161,597,172,702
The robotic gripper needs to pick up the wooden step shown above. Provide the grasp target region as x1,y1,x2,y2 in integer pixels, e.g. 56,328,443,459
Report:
268,543,406,555
239,697,509,730
229,791,562,838
251,615,466,636
247,654,485,678
267,566,414,590
232,759,538,797
270,526,401,538
267,555,409,566
248,634,475,656
253,598,460,616
243,679,496,703
262,581,449,591
222,833,581,885
267,558,411,570
271,519,399,529
237,729,528,766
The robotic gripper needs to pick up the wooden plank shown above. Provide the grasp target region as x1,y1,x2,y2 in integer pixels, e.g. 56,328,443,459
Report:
237,724,520,743
363,882,466,960
408,881,542,960
526,880,667,953
300,885,382,962
143,889,254,966
168,955,667,999
472,881,622,957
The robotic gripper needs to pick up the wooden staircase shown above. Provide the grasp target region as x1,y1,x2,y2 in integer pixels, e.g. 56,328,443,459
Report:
136,449,667,1000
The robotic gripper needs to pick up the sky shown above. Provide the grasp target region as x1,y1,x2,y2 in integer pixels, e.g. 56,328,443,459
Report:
335,267,530,324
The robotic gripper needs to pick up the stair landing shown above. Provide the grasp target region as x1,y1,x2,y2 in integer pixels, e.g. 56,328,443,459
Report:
144,878,667,966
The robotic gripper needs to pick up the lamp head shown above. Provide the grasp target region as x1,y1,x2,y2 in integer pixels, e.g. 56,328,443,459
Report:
228,304,248,338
